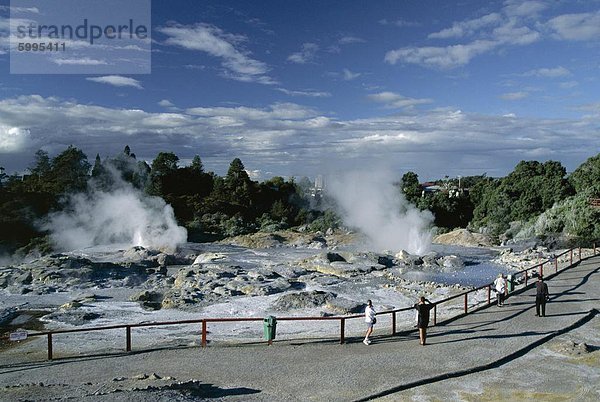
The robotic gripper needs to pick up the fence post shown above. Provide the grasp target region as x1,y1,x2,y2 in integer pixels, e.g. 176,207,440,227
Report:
578,247,581,261
540,263,543,278
487,285,491,305
201,320,207,348
555,257,558,273
570,249,573,266
464,293,468,314
525,271,528,286
126,326,131,352
433,304,437,326
392,311,396,335
340,318,345,344
47,333,53,360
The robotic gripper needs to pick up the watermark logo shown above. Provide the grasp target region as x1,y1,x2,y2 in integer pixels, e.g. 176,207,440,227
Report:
9,0,151,74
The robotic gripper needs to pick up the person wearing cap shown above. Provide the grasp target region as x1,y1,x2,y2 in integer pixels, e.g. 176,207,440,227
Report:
363,299,376,345
535,275,549,317
414,296,434,346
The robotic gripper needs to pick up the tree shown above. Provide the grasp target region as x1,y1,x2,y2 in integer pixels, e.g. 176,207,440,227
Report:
91,154,104,178
569,153,600,196
47,146,91,194
147,152,179,195
401,171,421,204
191,155,204,173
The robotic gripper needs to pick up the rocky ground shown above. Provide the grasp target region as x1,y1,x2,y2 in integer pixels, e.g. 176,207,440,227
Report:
1,228,580,350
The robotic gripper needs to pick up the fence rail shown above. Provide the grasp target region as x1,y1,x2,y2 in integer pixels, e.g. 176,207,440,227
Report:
17,245,597,360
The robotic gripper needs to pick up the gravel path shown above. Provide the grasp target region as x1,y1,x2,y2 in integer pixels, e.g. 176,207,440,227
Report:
1,255,599,401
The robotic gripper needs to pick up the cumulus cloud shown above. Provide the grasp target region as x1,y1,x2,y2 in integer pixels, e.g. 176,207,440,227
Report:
546,11,600,41
157,23,275,84
428,13,502,39
86,75,143,89
387,2,547,69
287,43,319,64
522,66,571,78
1,95,599,180
0,126,31,153
158,99,175,107
367,91,433,109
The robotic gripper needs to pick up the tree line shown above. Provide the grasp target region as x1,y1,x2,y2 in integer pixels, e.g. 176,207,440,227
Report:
1,146,599,256
400,155,600,243
0,146,339,256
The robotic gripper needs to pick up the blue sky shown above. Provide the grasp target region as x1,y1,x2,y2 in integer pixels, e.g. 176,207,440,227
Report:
1,0,600,180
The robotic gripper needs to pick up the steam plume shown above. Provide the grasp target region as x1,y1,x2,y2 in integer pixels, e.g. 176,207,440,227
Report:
44,175,187,252
327,170,432,254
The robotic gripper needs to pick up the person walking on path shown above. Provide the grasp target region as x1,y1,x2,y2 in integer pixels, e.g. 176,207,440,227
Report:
414,296,434,346
535,275,549,317
363,299,376,345
494,273,507,306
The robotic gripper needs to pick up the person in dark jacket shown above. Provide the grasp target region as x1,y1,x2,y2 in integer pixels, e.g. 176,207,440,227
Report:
535,275,549,317
414,296,434,345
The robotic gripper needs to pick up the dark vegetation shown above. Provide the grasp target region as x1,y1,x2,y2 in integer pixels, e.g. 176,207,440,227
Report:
1,145,599,256
0,146,330,255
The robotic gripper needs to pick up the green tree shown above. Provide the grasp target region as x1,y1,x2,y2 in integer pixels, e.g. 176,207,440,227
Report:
401,171,421,204
47,146,91,194
147,151,179,195
569,153,600,196
191,155,204,173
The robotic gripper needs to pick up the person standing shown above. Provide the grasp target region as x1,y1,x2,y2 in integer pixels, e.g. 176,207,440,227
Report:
494,273,507,306
414,296,434,346
535,276,549,317
363,299,376,345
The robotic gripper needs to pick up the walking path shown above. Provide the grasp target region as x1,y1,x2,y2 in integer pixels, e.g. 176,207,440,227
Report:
0,255,599,401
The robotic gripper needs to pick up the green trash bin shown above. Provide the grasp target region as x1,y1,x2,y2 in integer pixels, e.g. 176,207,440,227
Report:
263,316,277,342
507,274,514,292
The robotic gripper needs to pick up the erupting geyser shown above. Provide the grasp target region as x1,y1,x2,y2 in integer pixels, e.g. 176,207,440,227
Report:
327,170,433,254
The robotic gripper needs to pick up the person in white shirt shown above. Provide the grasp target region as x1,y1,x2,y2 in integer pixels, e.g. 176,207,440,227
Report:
363,299,376,345
494,273,507,306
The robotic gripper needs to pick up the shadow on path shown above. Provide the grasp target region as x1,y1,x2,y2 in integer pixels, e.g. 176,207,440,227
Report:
355,309,598,402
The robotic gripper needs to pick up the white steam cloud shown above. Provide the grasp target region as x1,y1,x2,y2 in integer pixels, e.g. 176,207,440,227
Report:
328,170,433,255
45,183,187,252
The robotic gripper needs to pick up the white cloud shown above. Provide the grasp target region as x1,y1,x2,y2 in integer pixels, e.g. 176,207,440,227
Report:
546,11,600,41
389,2,549,70
287,43,319,64
1,95,599,179
342,68,361,81
500,91,529,100
559,81,578,89
86,75,143,89
276,88,332,97
158,23,275,84
522,66,571,78
158,99,175,107
379,19,421,27
428,13,502,39
503,0,548,18
367,91,433,109
385,40,496,69
52,58,108,66
338,36,365,45
0,126,31,153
